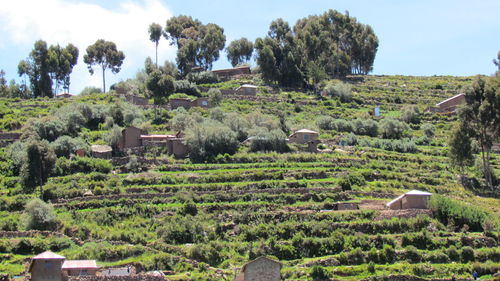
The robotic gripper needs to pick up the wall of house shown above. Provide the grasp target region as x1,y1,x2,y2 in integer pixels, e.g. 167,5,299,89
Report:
120,128,142,150
402,195,430,209
243,259,280,281
31,259,64,281
289,133,318,144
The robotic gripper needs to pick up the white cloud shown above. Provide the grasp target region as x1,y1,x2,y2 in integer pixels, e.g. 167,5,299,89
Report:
0,0,176,93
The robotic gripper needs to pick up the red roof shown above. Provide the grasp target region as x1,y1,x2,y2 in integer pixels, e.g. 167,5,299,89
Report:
62,260,98,269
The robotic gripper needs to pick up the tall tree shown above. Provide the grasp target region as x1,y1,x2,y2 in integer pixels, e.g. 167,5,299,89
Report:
493,51,500,71
164,15,225,75
48,43,79,94
83,39,125,93
226,38,254,67
20,139,56,196
149,23,163,66
18,40,53,98
146,69,175,106
459,75,500,187
448,124,474,177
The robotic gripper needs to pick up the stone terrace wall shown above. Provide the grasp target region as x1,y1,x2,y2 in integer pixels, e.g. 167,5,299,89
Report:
68,276,165,281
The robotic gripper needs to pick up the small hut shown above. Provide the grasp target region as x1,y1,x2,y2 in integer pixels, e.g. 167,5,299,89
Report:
386,190,432,210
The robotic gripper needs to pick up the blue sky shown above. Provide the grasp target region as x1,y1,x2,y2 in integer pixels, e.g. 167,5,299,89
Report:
1,0,499,94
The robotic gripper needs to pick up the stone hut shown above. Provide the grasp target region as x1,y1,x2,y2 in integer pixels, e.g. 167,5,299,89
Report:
234,256,282,281
212,66,251,79
386,190,432,210
62,260,98,277
192,97,210,108
288,129,319,144
236,84,257,96
170,98,193,110
90,145,112,159
29,251,65,281
118,126,143,150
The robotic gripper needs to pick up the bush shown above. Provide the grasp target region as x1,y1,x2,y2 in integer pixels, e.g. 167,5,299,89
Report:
51,136,88,158
310,265,329,281
324,82,352,102
379,118,409,139
430,195,489,232
186,71,219,84
185,120,239,162
250,129,290,153
174,80,199,96
421,123,435,138
461,246,475,262
316,116,335,130
400,105,421,124
25,198,57,231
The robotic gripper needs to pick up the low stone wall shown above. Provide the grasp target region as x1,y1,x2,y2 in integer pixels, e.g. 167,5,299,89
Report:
68,276,165,281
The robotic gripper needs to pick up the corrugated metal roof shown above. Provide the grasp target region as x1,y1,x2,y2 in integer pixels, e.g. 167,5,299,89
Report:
435,93,464,106
295,129,319,134
406,190,432,196
32,251,65,260
62,260,98,269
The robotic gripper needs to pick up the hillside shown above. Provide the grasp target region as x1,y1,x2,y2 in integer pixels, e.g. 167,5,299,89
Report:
0,74,499,280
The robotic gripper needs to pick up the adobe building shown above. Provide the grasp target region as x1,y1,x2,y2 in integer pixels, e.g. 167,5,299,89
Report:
212,66,251,79
288,129,319,144
386,190,432,210
29,251,65,281
236,84,257,96
62,260,99,277
428,93,465,113
170,98,193,110
90,145,112,159
234,256,282,281
118,126,144,150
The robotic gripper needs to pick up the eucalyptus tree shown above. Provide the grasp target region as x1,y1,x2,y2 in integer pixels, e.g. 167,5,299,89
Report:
83,39,125,93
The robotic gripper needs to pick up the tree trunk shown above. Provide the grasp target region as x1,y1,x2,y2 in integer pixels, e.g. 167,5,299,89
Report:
102,65,106,93
155,42,159,67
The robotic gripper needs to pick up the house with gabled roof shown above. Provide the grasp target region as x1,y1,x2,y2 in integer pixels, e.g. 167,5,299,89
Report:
386,190,432,210
234,256,282,281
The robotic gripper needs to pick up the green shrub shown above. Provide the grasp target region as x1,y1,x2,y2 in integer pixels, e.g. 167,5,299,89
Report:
430,195,489,232
379,118,408,139
310,265,329,281
185,120,239,162
25,198,57,231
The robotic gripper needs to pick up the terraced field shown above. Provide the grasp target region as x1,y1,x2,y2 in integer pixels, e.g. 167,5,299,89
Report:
0,75,498,280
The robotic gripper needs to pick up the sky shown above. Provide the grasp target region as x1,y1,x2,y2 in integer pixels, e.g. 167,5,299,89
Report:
0,0,499,94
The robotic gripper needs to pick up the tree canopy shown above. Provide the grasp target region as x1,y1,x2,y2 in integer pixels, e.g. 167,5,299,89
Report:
226,38,254,67
83,39,125,93
255,9,378,87
164,15,226,75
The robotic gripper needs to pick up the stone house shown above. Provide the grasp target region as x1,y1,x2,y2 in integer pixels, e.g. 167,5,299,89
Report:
62,260,99,277
212,66,251,79
386,190,432,210
29,251,66,281
236,84,257,96
288,129,319,144
170,98,193,110
234,256,282,281
428,93,465,113
90,145,112,159
118,126,144,150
